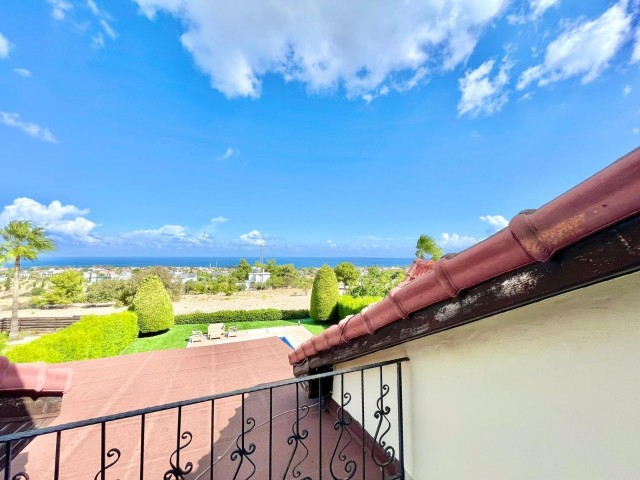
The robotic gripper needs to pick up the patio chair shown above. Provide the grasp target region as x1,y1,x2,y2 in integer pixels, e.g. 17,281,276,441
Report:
227,325,238,338
191,330,204,343
208,323,225,339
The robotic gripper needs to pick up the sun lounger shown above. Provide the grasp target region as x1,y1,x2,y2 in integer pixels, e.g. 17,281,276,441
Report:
191,330,204,343
208,323,225,339
227,325,238,338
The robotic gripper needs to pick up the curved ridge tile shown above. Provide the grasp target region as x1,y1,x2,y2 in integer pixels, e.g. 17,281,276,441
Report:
0,356,73,394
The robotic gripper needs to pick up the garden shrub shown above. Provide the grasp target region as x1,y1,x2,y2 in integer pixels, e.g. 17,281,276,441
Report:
175,308,310,325
132,275,175,334
5,311,138,363
0,332,8,354
310,265,339,322
337,295,383,319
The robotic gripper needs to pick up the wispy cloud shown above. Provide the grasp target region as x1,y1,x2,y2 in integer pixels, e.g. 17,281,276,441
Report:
0,32,12,59
0,112,58,143
517,1,631,90
326,239,336,249
529,0,560,20
458,57,511,117
220,147,239,160
47,0,73,20
13,68,32,78
480,214,509,233
439,233,479,250
239,230,266,246
211,216,229,224
0,198,99,244
100,19,117,39
623,85,632,96
87,0,100,15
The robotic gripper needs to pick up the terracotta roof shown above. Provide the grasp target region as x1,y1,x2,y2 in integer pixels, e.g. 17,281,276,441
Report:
289,147,640,366
11,338,384,479
0,356,73,394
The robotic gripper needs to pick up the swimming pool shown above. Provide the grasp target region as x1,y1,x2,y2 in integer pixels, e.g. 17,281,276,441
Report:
279,336,294,349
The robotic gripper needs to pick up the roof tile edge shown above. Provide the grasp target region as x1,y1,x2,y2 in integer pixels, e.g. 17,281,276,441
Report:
289,147,640,366
0,356,74,394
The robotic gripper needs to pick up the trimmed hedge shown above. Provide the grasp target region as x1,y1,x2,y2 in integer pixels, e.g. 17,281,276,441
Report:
5,312,139,364
175,309,310,325
310,265,339,322
337,295,383,319
132,275,175,334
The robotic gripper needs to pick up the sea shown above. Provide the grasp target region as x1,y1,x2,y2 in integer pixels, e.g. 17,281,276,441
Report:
23,256,414,269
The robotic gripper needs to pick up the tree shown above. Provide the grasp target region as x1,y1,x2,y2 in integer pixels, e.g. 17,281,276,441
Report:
334,262,360,291
85,279,127,303
310,265,339,322
349,267,404,298
0,221,55,339
119,267,181,306
415,234,443,261
132,275,175,334
235,258,251,281
36,271,85,305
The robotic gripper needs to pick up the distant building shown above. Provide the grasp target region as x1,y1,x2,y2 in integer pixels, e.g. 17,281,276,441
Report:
176,272,197,284
247,268,270,288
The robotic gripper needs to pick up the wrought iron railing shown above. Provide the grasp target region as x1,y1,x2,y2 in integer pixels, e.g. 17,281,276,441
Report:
1,357,408,480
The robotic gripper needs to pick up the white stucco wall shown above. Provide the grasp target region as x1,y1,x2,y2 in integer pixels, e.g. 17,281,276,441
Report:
333,270,640,479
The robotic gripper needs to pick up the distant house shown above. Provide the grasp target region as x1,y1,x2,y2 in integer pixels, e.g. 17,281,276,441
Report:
176,272,197,284
247,267,270,288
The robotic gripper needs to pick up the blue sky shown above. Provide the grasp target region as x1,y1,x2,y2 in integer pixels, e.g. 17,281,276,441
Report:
0,0,639,258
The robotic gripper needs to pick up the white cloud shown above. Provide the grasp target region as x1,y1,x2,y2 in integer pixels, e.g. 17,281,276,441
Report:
623,84,632,95
530,0,560,20
133,0,509,99
13,68,32,77
517,1,632,89
458,58,511,117
632,27,640,63
211,216,229,224
480,214,509,233
0,112,58,143
0,32,11,59
633,127,639,134
240,230,266,246
87,0,100,15
92,33,105,49
439,233,479,250
47,0,73,20
326,240,336,249
220,147,239,160
121,224,216,247
0,198,99,244
100,20,117,39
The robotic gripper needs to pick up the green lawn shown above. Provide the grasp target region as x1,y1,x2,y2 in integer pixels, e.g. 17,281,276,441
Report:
121,318,329,355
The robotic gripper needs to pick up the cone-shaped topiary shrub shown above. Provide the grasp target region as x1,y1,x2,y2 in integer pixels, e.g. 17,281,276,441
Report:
310,265,339,322
132,274,175,334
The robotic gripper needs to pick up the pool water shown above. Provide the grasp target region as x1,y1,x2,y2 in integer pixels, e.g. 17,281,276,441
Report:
279,336,294,349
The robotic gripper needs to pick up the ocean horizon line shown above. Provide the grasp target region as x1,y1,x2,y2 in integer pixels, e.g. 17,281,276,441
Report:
18,256,415,269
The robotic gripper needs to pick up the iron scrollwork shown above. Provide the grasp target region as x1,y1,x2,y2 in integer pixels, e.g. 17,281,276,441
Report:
330,390,357,480
94,448,121,480
163,432,194,480
373,379,396,468
283,402,312,480
230,417,257,480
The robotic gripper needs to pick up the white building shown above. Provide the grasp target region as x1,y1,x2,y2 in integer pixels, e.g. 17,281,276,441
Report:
247,268,270,288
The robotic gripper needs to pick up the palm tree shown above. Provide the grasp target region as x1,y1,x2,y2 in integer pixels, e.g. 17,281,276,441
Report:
415,234,443,261
0,221,55,339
